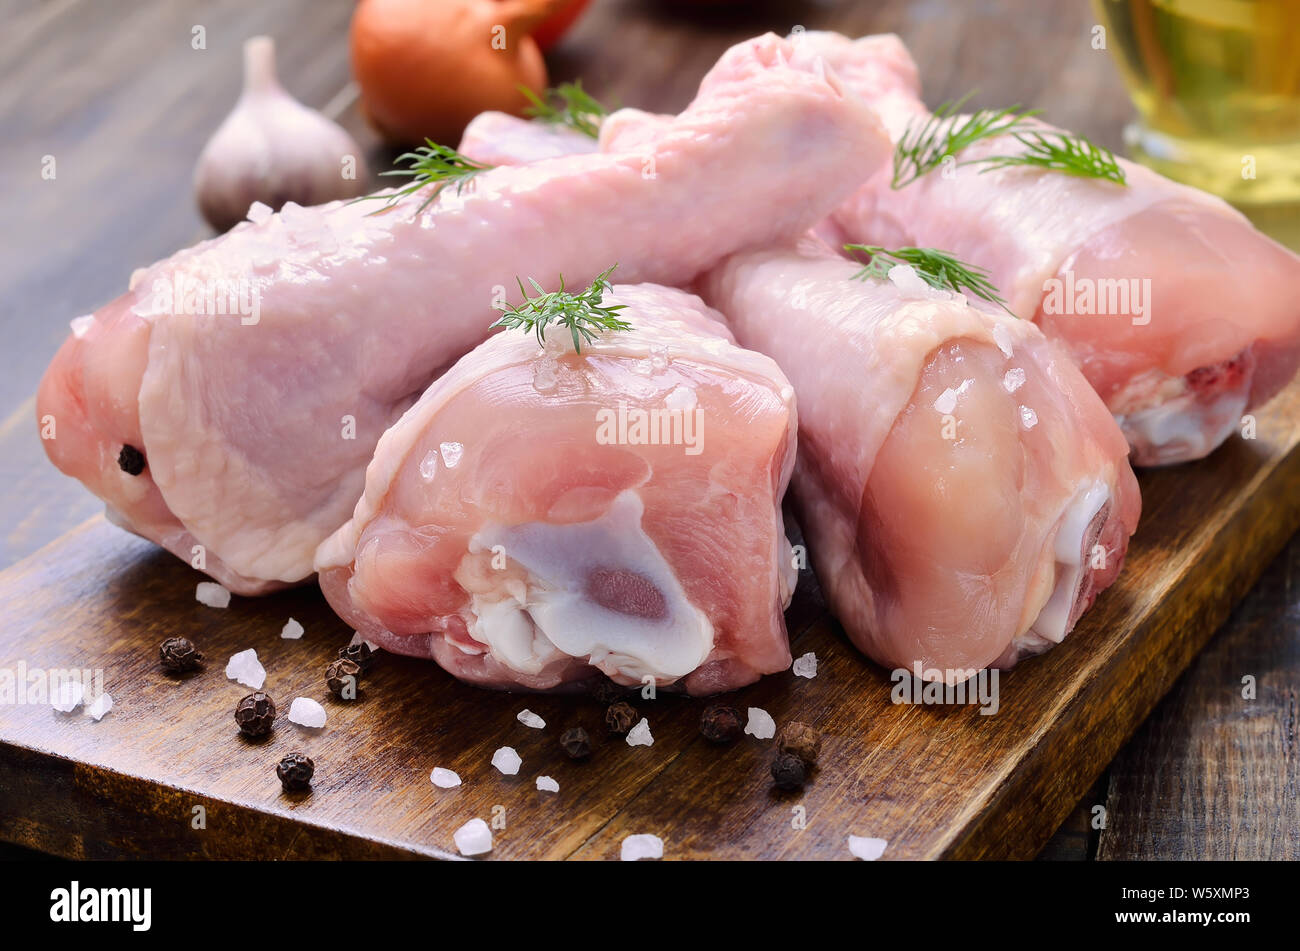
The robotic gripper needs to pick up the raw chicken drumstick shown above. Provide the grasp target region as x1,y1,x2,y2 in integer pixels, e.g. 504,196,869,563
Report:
36,33,889,594
315,284,798,695
699,240,1141,677
804,30,1300,466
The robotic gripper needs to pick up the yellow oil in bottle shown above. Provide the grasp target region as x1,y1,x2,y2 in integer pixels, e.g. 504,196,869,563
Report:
1093,0,1300,247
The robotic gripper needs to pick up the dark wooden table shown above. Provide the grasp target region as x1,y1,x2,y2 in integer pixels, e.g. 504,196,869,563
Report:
2,0,1294,860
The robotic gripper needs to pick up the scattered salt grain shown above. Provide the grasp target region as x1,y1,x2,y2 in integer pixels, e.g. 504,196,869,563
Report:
536,775,560,793
454,818,492,856
70,315,94,338
848,835,888,861
51,681,84,713
1020,405,1039,430
348,632,380,652
280,618,304,640
246,200,273,224
288,697,327,728
626,718,653,747
620,833,663,861
418,449,439,481
431,767,462,788
492,746,522,775
1003,368,1026,393
991,322,1014,358
888,263,946,300
224,649,265,689
196,582,231,609
517,709,546,730
532,359,558,393
933,388,958,414
745,707,776,740
792,652,818,679
85,693,113,721
440,441,464,468
279,200,310,228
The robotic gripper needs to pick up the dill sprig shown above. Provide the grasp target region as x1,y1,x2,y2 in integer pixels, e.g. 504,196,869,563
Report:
845,244,1013,314
892,94,1041,188
520,81,608,139
974,130,1127,184
355,141,495,215
491,265,631,353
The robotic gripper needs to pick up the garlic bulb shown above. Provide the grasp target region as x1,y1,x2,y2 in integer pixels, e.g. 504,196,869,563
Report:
194,36,369,232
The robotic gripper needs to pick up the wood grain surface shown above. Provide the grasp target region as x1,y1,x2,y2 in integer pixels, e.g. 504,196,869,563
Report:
2,379,1297,860
1,0,1296,860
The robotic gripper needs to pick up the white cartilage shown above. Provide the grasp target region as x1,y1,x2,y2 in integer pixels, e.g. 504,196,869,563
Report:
1026,478,1110,647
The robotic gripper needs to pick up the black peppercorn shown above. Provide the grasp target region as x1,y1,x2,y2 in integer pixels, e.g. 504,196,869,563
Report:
591,678,630,705
776,721,822,765
770,752,806,791
159,636,204,673
276,752,314,791
605,701,638,735
699,704,742,743
234,691,277,737
117,444,146,476
338,641,376,673
326,658,362,699
560,727,592,760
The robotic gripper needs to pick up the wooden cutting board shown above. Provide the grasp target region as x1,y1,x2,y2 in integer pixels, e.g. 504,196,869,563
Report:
2,380,1298,860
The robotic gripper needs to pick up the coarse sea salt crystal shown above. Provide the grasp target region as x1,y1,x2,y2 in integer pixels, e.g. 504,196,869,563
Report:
225,649,265,689
431,767,461,788
288,697,327,728
280,618,304,639
1020,405,1039,430
745,707,776,739
348,632,380,652
70,315,94,338
196,582,231,609
246,200,273,224
933,388,959,415
418,449,439,482
1003,368,1026,393
536,776,560,793
86,693,113,721
620,833,663,861
492,746,522,775
532,359,558,393
440,441,464,468
992,322,1014,358
517,709,546,729
792,652,818,679
51,680,84,713
848,836,888,861
454,818,492,856
888,263,946,300
626,718,653,747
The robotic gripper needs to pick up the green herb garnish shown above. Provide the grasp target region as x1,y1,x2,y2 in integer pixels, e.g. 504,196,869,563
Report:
491,265,631,353
356,141,494,215
892,93,1126,188
845,245,1012,314
521,81,608,139
892,94,1041,188
973,130,1126,184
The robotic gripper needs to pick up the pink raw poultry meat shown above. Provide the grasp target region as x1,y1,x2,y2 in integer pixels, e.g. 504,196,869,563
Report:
806,31,1300,466
699,240,1140,677
36,33,889,594
315,284,797,695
